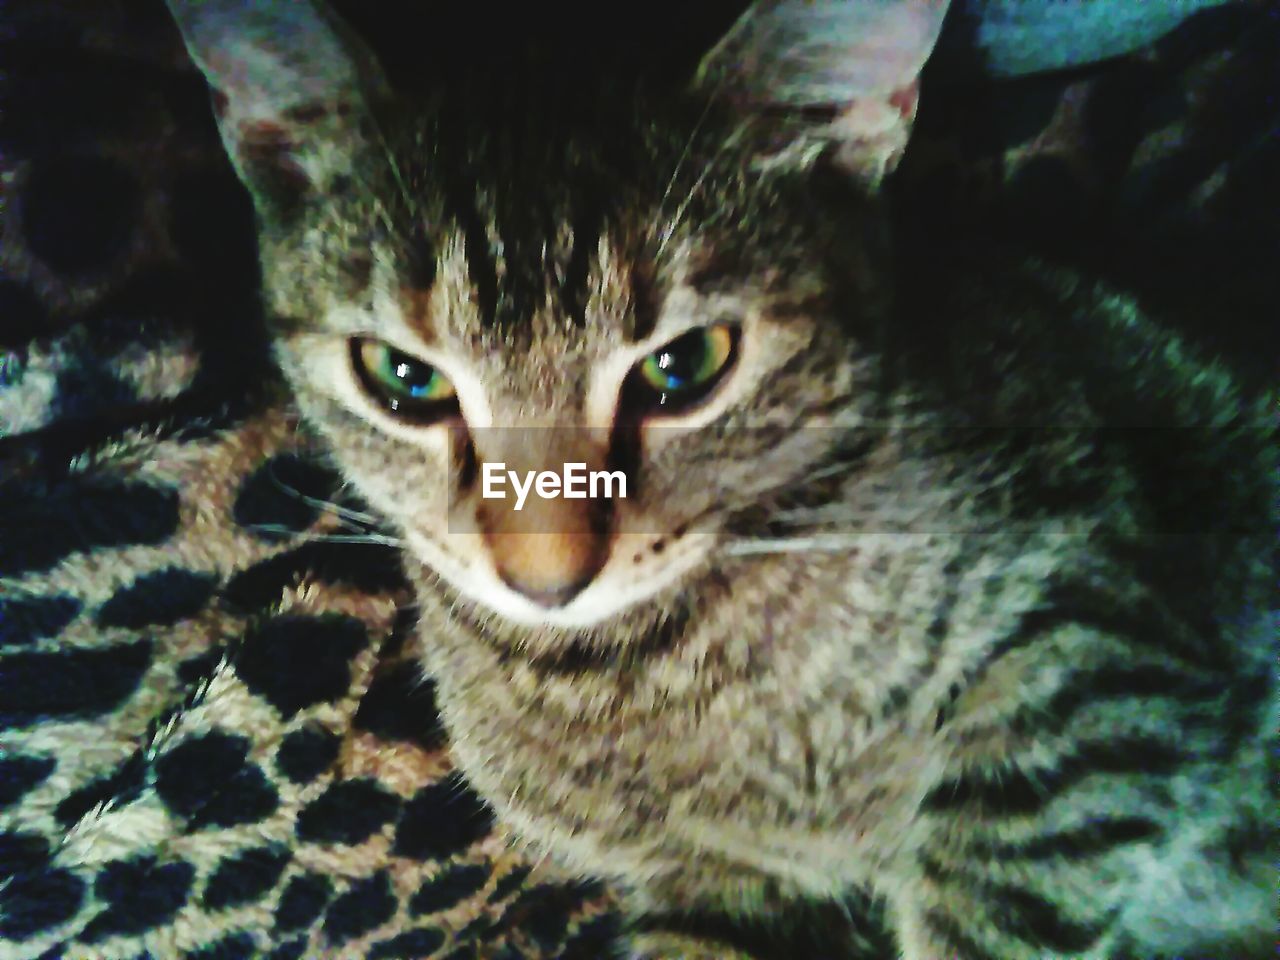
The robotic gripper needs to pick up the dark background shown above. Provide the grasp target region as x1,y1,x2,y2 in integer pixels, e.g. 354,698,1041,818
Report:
330,0,751,91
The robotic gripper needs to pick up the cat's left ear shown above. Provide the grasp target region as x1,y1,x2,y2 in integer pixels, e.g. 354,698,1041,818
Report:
697,0,952,190
163,0,388,215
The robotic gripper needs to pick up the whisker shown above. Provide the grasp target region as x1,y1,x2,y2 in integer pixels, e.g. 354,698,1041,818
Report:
656,94,715,226
798,457,868,485
656,124,746,259
265,470,386,527
721,535,869,556
245,524,406,547
302,492,383,527
366,93,422,226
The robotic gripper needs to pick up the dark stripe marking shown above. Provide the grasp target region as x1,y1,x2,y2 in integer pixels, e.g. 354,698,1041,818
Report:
558,194,603,329
944,578,1203,735
921,862,1111,954
1010,663,1210,736
921,908,997,960
1036,575,1204,664
991,815,1162,862
921,736,1186,816
440,171,498,327
989,885,1109,953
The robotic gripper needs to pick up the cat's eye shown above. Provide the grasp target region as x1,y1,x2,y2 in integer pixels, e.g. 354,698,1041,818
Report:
626,324,739,413
350,338,459,422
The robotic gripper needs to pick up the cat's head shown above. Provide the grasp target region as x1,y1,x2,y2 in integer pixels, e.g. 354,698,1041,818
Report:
167,0,948,631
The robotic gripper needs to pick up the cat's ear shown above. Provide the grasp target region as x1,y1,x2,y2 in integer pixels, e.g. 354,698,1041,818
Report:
696,0,952,190
163,0,388,214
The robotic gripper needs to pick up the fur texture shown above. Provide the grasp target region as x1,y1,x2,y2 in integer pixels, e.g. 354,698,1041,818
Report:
160,2,1279,958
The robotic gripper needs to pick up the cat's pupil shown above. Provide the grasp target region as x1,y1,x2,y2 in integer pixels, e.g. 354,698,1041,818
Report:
653,337,705,389
385,351,436,396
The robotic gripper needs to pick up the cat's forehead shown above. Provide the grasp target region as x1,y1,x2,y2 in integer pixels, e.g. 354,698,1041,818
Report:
403,219,650,355
379,92,746,348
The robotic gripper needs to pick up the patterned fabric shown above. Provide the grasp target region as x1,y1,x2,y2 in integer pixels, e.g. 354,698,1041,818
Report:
0,5,617,959
1,1,1275,958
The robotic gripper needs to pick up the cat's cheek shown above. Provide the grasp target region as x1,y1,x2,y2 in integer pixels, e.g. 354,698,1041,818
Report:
400,529,487,595
283,382,454,548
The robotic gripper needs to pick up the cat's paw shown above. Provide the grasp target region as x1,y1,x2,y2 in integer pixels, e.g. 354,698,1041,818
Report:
628,931,757,960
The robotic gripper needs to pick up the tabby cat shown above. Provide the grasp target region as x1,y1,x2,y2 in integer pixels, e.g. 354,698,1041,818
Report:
164,1,1277,957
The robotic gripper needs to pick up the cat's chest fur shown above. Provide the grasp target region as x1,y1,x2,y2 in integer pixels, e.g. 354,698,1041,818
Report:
409,491,1094,897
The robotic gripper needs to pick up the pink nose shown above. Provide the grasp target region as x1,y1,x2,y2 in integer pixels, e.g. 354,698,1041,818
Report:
486,529,608,607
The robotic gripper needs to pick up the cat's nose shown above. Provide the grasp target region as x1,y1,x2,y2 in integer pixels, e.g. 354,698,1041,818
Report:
487,531,607,607
474,436,614,608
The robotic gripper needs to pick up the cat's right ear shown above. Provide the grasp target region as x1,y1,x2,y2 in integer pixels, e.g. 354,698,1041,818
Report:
163,0,388,216
696,0,951,191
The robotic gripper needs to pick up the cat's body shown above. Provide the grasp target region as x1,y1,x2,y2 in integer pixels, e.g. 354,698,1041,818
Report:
164,1,1277,957
409,239,1276,960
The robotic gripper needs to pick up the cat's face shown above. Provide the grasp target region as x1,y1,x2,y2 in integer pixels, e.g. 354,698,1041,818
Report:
267,101,883,629
166,0,947,632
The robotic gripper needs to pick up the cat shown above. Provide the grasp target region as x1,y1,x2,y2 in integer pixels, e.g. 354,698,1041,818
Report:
163,1,1277,957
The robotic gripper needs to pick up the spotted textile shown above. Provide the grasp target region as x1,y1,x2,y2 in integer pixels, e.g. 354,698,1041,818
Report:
1,1,1275,958
0,4,618,959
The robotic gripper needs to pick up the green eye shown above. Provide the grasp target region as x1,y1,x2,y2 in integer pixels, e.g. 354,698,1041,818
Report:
631,324,738,411
351,338,458,420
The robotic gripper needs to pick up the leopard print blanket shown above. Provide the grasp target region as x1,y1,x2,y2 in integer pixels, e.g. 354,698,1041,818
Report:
1,2,1275,958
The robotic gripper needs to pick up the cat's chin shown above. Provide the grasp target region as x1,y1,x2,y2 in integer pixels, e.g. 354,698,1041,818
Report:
401,535,691,632
403,528,711,632
453,583,645,631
